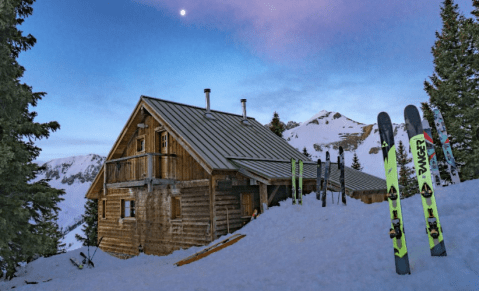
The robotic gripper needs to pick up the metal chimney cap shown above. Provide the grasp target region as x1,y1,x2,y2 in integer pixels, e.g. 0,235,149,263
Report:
240,99,246,102
204,88,211,93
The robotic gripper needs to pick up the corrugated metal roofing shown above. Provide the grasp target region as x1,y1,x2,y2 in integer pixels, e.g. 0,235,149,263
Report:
141,95,386,194
230,159,387,193
142,96,308,170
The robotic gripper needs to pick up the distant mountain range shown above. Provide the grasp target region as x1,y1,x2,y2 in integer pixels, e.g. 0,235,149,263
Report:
267,110,413,178
32,154,106,238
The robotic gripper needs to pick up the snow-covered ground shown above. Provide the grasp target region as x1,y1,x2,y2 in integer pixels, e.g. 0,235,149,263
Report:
2,179,478,291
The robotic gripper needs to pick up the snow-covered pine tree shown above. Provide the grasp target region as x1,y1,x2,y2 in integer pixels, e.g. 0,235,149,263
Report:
424,0,478,181
37,207,67,257
269,111,285,138
351,153,363,171
302,147,311,159
0,0,64,279
75,199,98,247
396,140,418,198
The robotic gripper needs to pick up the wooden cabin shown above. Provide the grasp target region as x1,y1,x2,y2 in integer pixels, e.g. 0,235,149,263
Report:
86,89,387,259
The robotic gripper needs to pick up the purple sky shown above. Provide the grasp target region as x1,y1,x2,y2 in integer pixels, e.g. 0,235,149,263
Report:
17,0,475,162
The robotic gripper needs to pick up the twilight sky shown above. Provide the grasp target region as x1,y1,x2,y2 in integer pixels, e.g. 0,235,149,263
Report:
18,0,474,162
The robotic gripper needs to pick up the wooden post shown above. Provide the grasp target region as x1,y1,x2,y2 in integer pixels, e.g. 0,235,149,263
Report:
103,164,107,196
259,183,268,213
267,185,281,206
209,175,217,241
147,154,153,192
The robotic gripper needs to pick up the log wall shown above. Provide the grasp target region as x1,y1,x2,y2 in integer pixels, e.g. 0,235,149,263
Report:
99,180,213,257
212,173,260,238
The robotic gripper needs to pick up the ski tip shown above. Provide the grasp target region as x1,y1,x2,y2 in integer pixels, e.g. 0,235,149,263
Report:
377,111,389,119
404,104,417,111
377,111,392,128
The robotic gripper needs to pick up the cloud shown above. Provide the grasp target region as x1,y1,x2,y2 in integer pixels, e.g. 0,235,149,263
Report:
133,0,430,64
35,136,112,147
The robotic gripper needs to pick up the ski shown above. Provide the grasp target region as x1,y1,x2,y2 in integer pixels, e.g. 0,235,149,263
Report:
80,252,95,268
321,151,331,207
422,119,442,187
339,146,346,205
433,108,460,184
298,160,303,205
70,257,83,270
316,159,322,200
405,105,447,257
291,158,297,205
378,112,411,275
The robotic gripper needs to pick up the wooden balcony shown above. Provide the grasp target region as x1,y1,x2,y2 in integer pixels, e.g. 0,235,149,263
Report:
104,153,176,193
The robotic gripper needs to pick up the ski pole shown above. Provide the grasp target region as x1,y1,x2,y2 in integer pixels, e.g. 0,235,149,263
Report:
90,236,104,261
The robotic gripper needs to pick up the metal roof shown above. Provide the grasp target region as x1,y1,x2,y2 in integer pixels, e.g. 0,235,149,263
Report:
230,159,387,193
142,96,308,170
141,96,387,194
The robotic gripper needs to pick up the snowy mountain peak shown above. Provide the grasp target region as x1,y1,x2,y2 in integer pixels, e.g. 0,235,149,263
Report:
283,111,410,177
32,154,106,237
37,154,106,185
303,110,364,127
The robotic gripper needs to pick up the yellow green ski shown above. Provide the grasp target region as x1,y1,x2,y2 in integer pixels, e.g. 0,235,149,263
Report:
378,111,411,275
404,105,447,257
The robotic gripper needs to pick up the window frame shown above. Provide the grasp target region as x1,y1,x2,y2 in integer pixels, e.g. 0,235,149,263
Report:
121,199,136,218
136,135,146,153
102,199,106,219
171,196,181,220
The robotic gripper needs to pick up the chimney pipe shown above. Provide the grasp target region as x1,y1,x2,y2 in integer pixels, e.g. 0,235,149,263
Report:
204,89,215,119
241,99,250,125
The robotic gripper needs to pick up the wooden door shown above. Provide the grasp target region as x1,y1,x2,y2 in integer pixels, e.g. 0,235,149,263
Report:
241,193,253,217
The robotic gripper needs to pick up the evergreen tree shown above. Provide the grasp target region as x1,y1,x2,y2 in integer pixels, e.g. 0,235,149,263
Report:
0,0,64,279
302,147,311,159
464,0,479,179
396,140,419,198
423,0,478,181
269,111,285,138
75,199,98,246
351,153,363,171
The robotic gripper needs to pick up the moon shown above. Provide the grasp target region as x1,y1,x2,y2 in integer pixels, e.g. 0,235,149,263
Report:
180,9,186,16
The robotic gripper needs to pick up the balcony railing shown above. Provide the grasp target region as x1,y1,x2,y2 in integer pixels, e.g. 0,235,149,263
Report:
103,153,176,193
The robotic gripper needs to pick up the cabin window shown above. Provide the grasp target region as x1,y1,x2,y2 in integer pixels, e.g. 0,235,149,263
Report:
241,193,253,217
171,196,181,219
161,132,168,151
136,136,145,153
102,200,106,219
121,199,136,218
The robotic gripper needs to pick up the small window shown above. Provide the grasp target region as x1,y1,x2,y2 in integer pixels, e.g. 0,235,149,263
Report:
171,197,181,219
102,200,106,219
121,199,136,218
241,193,253,217
137,137,145,152
161,133,168,149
